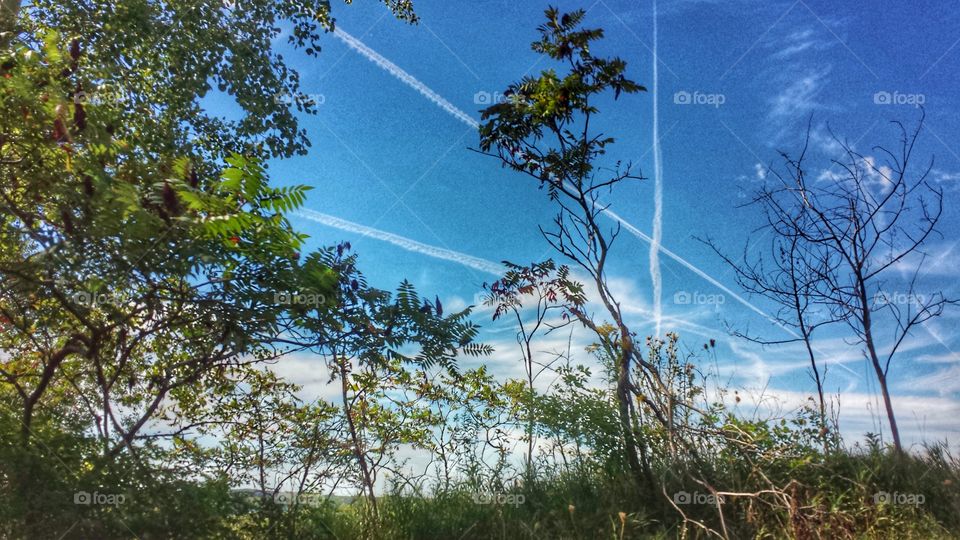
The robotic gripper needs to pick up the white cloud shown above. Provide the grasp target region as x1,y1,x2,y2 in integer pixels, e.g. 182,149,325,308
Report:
772,28,836,60
931,169,960,191
754,162,767,180
758,17,841,145
721,385,960,448
768,68,830,121
266,353,340,404
808,123,845,155
917,351,960,365
887,241,959,278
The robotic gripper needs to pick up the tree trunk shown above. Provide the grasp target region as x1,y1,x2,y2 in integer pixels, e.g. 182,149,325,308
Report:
525,339,535,479
859,282,903,453
872,359,902,452
799,329,829,453
338,358,379,520
616,344,644,482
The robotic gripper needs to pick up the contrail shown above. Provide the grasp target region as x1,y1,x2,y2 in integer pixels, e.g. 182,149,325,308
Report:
298,209,715,338
294,209,504,276
332,28,480,130
649,0,664,338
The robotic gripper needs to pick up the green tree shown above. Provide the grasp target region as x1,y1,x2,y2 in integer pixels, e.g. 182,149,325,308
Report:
483,259,584,476
477,7,656,484
279,244,491,528
17,0,417,163
0,1,419,534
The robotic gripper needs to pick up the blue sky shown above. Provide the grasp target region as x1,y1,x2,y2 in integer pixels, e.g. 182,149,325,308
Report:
247,0,960,446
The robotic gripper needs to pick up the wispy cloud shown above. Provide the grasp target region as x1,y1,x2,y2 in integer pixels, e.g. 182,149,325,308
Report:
918,352,960,365
888,241,960,278
807,122,847,154
772,28,833,60
932,169,960,191
599,206,845,358
723,337,863,390
760,18,840,143
294,209,505,275
768,67,830,121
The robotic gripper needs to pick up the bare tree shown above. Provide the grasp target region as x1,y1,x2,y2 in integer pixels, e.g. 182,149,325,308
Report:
704,192,838,447
731,116,953,453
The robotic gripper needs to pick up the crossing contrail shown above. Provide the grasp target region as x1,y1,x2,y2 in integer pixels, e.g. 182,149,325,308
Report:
294,209,504,276
329,25,860,376
332,28,480,129
331,26,764,323
650,0,664,338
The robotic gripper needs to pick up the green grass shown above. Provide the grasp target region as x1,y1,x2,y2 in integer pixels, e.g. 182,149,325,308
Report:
247,443,960,540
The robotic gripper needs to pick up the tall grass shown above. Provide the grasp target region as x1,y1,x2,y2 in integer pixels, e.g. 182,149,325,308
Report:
300,441,958,540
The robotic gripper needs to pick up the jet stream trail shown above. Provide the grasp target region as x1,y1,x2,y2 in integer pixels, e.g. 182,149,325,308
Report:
332,28,480,129
650,0,664,338
295,209,504,275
